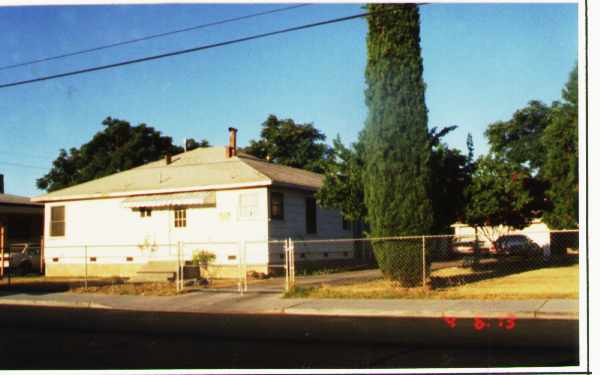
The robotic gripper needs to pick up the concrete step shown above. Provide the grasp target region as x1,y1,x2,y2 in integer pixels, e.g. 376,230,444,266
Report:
130,261,179,283
129,272,175,283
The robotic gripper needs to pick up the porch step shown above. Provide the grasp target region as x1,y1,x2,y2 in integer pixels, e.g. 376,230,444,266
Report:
129,261,179,283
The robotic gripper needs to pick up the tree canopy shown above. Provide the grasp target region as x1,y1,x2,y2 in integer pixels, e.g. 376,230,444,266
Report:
37,117,183,192
485,100,553,174
185,138,211,151
463,155,537,242
542,66,578,228
244,115,332,173
315,135,366,222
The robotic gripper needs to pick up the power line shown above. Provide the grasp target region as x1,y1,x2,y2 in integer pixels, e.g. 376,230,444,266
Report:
0,161,48,170
0,7,399,90
0,150,56,160
0,4,310,72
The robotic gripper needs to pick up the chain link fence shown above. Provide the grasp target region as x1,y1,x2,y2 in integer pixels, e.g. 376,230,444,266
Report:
0,229,579,294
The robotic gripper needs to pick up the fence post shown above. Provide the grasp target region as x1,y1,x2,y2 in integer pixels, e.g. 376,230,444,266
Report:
291,238,295,289
284,239,289,292
241,240,247,293
238,241,243,296
40,236,45,275
84,245,88,290
422,236,426,289
0,224,4,280
289,237,296,289
176,241,182,293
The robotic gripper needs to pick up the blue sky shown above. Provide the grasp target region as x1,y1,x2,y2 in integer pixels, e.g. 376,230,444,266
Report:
0,2,578,197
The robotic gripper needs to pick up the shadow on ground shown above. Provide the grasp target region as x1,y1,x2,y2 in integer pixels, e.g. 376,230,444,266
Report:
0,277,127,295
430,254,578,289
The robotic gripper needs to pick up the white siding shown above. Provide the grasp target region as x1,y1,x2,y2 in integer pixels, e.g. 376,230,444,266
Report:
268,188,350,240
43,188,269,266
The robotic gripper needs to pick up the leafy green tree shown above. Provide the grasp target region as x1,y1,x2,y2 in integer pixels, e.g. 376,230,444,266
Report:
464,155,537,243
485,100,553,174
185,138,211,151
424,125,471,233
362,4,433,286
244,115,333,173
316,135,366,223
542,66,578,228
430,145,470,233
37,117,182,192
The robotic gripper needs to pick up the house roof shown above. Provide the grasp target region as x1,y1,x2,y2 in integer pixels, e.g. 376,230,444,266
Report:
32,147,324,203
0,193,42,207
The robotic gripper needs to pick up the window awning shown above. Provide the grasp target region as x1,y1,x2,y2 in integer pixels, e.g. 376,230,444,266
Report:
122,191,216,208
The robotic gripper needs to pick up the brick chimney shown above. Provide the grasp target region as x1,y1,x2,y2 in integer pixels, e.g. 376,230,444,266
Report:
165,153,172,165
226,127,238,158
0,174,3,194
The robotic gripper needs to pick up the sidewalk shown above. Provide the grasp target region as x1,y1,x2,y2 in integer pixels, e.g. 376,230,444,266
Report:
0,289,579,320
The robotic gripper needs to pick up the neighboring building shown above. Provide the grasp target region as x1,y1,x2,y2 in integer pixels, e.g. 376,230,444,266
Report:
32,128,356,278
0,174,44,250
451,220,552,256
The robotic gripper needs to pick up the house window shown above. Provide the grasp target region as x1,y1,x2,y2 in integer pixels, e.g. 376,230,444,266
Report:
50,206,65,237
174,207,187,228
140,208,152,218
239,193,258,219
306,197,317,234
342,218,350,230
270,192,284,220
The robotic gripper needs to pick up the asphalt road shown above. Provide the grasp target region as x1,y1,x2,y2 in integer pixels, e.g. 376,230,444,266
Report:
0,305,578,370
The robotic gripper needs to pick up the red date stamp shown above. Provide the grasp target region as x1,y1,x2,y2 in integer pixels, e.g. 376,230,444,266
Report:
443,316,516,330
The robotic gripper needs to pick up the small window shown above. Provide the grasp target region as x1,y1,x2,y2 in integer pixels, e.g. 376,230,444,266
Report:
174,207,187,228
342,218,351,230
270,192,284,220
50,206,65,237
240,193,258,219
306,197,317,234
140,208,152,217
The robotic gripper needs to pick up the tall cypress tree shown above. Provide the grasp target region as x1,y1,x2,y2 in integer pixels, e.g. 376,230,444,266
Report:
363,4,433,236
362,4,433,285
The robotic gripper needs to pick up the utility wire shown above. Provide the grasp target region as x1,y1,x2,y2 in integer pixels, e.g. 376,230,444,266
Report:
0,161,48,170
0,7,400,90
0,4,310,72
0,150,56,160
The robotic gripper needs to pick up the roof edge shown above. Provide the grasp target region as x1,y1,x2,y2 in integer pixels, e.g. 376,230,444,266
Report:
32,181,272,203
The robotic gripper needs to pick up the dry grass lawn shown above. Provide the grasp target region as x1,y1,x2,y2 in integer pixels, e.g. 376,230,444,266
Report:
70,283,184,296
288,263,579,300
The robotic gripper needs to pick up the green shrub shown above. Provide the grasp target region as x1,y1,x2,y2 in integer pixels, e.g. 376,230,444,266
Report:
191,250,216,268
372,240,428,287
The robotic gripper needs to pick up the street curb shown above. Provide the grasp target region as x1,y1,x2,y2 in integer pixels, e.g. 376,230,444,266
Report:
0,299,111,310
0,297,579,320
280,307,578,320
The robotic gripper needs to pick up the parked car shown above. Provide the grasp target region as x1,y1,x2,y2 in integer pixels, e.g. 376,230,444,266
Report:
491,235,542,257
452,240,489,256
1,244,41,275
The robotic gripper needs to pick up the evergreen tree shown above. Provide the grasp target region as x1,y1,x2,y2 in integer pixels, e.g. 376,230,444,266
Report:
542,66,578,228
362,4,433,285
363,3,433,236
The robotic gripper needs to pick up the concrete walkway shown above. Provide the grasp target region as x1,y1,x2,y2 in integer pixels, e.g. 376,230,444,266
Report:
0,289,578,320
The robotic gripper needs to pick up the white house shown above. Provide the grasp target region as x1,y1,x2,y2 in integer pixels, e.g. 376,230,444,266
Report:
451,220,552,256
32,128,354,278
